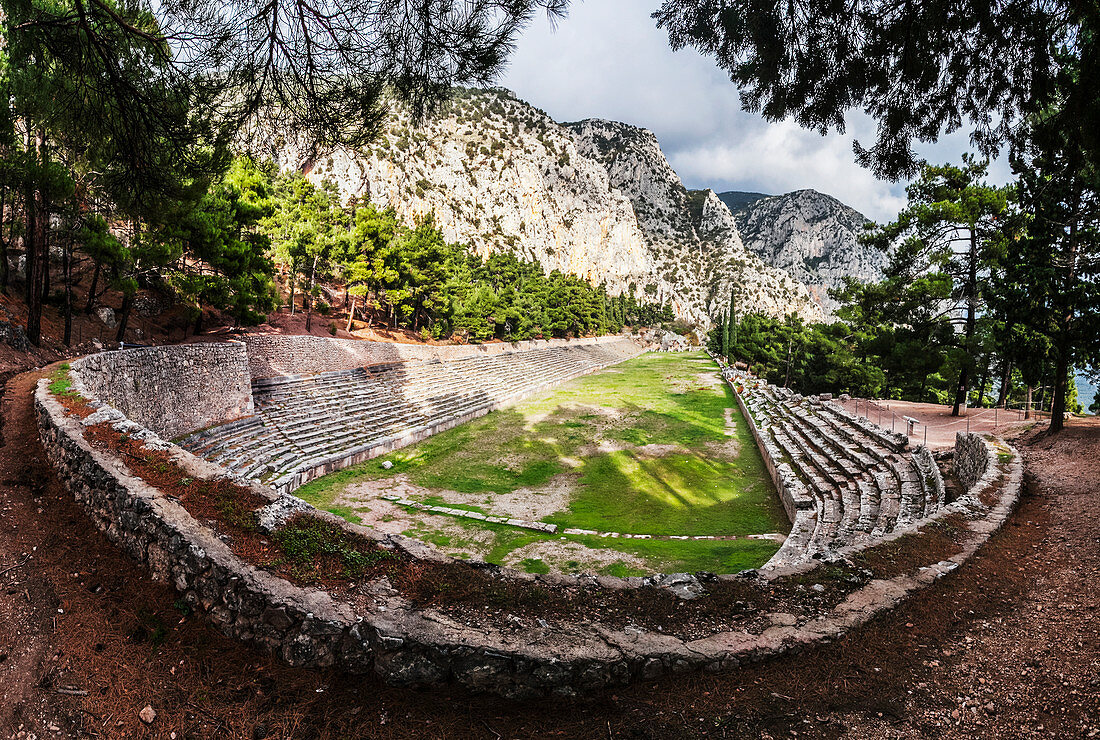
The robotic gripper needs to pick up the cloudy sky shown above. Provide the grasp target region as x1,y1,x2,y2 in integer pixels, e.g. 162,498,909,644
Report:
498,2,1012,223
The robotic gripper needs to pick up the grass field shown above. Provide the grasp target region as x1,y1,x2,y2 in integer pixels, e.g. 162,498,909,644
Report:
295,351,789,574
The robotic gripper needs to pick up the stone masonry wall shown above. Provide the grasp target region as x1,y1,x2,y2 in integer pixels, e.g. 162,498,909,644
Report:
71,343,253,440
37,368,1024,699
955,432,991,491
242,334,630,378
912,446,946,507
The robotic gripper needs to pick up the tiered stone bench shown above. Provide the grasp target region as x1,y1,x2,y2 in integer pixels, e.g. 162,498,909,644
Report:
726,369,946,567
39,341,1025,698
181,340,643,494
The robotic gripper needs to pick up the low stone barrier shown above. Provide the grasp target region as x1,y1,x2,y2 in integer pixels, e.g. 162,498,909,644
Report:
71,342,253,440
717,362,815,569
955,432,991,490
912,446,946,506
37,359,1025,699
242,334,632,379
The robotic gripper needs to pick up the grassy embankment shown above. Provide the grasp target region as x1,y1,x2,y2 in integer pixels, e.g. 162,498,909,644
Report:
294,352,789,574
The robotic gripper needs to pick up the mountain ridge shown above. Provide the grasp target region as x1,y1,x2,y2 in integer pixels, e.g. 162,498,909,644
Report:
262,88,882,327
729,188,885,313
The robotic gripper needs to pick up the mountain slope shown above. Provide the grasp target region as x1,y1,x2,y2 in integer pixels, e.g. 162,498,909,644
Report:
731,189,884,313
565,119,820,324
718,191,770,213
262,88,821,328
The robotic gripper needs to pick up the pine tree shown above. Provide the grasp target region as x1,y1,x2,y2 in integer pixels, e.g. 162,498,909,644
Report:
728,285,738,356
863,158,1008,415
995,116,1100,431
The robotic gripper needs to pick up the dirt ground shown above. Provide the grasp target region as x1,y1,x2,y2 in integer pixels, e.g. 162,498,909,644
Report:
837,397,1050,449
3,366,1099,738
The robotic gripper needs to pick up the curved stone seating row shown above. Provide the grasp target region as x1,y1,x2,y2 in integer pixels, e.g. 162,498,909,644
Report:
181,340,642,493
728,370,945,563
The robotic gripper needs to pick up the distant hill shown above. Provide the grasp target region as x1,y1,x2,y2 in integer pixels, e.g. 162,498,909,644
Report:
272,87,822,328
717,191,770,213
726,189,886,315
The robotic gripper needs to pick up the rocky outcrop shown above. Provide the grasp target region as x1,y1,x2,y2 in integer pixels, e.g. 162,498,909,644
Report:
260,88,821,328
565,119,821,326
730,189,885,314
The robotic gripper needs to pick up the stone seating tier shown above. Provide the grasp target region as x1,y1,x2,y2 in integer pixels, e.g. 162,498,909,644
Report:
729,372,946,558
182,340,643,493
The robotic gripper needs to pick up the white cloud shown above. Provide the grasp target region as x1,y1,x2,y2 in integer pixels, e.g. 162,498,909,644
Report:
499,1,1011,223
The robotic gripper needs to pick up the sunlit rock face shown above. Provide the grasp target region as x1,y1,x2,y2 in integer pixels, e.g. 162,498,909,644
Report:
264,88,822,327
728,189,886,315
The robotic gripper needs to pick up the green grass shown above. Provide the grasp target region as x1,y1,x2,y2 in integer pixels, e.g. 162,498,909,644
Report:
322,505,363,524
519,558,550,574
48,363,80,398
419,496,489,515
301,352,789,573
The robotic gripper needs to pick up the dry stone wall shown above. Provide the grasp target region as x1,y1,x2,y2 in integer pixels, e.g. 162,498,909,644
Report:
38,348,1026,699
36,377,1026,698
954,432,991,491
242,334,632,379
71,343,253,440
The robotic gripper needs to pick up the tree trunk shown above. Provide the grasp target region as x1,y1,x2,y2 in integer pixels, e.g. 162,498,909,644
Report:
115,291,133,343
85,258,101,313
62,238,72,346
1049,198,1083,433
952,229,980,416
996,361,1013,408
40,220,50,304
0,185,8,293
305,255,317,333
193,307,203,335
975,364,990,408
24,135,42,345
289,272,296,315
37,131,51,307
1050,350,1070,432
346,295,357,333
1024,385,1033,419
23,132,35,306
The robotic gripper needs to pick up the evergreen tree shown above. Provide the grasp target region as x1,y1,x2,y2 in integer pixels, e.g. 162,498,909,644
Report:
861,159,1008,415
995,117,1100,431
655,0,1099,179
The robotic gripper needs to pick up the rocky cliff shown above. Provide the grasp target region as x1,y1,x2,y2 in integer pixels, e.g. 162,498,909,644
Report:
566,119,820,325
263,88,821,327
727,189,885,313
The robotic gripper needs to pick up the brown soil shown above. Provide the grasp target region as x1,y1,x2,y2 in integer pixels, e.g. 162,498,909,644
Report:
78,418,404,593
3,364,1099,738
838,397,1043,450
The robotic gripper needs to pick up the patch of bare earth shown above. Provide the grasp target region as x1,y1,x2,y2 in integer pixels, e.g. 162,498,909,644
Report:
340,473,576,524
501,539,648,573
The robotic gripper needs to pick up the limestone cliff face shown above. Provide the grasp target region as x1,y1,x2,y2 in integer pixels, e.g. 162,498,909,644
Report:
730,189,885,314
565,119,821,325
264,88,820,327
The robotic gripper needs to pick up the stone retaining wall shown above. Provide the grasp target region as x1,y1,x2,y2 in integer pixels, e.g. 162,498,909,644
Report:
71,343,253,440
955,432,991,491
913,446,946,505
37,378,1026,698
720,366,815,569
242,334,631,379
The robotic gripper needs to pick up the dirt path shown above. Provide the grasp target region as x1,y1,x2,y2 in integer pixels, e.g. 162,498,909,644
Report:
1,367,1097,738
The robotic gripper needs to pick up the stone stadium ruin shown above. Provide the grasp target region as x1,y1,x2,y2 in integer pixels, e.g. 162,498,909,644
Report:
35,336,1023,697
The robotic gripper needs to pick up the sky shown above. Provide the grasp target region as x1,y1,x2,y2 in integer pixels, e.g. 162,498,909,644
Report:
498,1,1013,223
